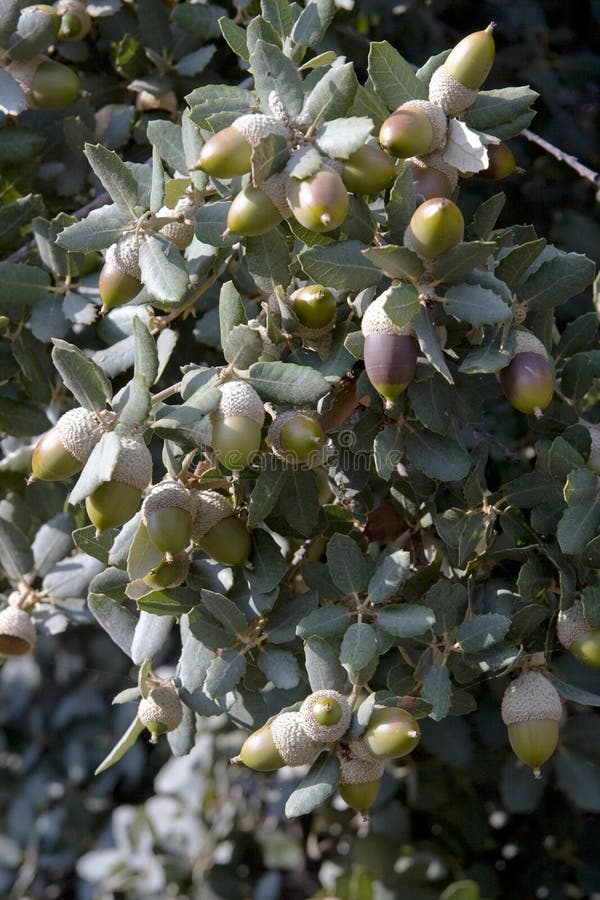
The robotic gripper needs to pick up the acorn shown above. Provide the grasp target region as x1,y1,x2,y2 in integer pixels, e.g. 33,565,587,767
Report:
99,234,143,312
299,689,352,743
501,670,562,776
363,706,421,759
55,0,92,40
337,740,385,814
239,711,321,771
586,424,600,475
340,144,398,195
138,685,183,743
141,480,193,556
361,294,418,404
291,284,337,330
499,330,553,415
226,184,283,237
268,410,327,467
409,151,459,199
379,101,447,160
10,57,82,109
479,142,518,180
0,607,37,658
31,407,104,481
85,433,153,532
143,554,190,590
210,381,265,471
557,600,600,669
429,24,496,117
287,169,349,233
191,490,251,566
404,197,464,258
196,114,289,180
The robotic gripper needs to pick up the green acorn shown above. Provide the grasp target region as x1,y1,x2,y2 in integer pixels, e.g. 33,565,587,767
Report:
31,407,104,481
557,600,600,669
340,144,398,195
499,330,553,415
211,381,265,471
55,0,92,40
361,294,418,405
287,169,349,233
238,712,321,771
480,142,518,180
379,100,447,160
9,56,82,109
98,234,143,311
85,433,153,532
191,490,251,566
404,197,464,258
141,480,193,556
337,740,384,814
268,410,327,467
138,685,183,743
143,554,190,590
196,114,289,179
429,24,496,116
299,689,352,743
290,284,337,330
363,706,421,759
226,183,283,237
501,670,562,776
0,607,37,658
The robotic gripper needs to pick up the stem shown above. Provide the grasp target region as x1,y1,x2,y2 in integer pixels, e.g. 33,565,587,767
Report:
522,129,600,188
151,267,224,332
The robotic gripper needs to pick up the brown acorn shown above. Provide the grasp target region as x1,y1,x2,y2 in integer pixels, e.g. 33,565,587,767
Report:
0,607,37,657
479,142,518,180
499,330,553,415
361,294,417,405
409,151,459,199
287,169,349,233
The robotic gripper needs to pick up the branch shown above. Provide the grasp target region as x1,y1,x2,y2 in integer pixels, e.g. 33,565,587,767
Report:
522,129,600,189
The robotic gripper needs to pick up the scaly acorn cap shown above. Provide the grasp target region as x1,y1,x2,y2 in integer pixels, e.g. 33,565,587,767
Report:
397,100,448,153
157,196,197,249
557,600,590,650
106,233,141,280
213,381,265,427
267,409,328,467
428,66,478,117
361,294,414,337
271,711,322,766
231,113,290,147
138,685,183,741
501,670,562,726
55,407,104,463
513,329,548,359
141,479,193,524
336,740,385,785
0,607,37,657
409,150,459,192
191,490,233,542
299,689,352,743
111,434,153,490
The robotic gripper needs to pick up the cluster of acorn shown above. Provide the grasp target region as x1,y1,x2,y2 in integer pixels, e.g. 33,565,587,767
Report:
235,691,421,815
7,2,91,110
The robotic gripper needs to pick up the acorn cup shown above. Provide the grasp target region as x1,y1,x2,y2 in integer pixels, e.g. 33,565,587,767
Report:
191,490,252,566
379,100,447,160
0,607,37,658
557,600,600,669
157,195,197,249
138,685,183,743
363,706,421,759
299,689,352,743
499,330,554,415
361,294,418,406
409,151,459,199
340,144,398,195
141,480,193,557
287,168,349,234
404,197,464,259
336,740,385,814
268,410,327,468
31,407,104,482
85,433,153,532
210,381,265,471
237,712,321,771
98,233,143,312
196,114,289,179
501,670,562,777
429,23,496,117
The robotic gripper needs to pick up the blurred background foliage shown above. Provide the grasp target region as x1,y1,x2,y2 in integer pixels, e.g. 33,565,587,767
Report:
0,1,599,898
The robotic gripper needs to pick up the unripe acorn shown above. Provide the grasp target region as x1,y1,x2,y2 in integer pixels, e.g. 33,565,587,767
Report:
501,670,562,776
287,169,349,234
55,0,92,41
0,607,37,657
557,600,600,669
361,294,418,404
240,712,321,770
226,184,283,237
238,723,283,771
138,685,183,742
404,197,464,258
143,554,190,590
363,706,421,759
85,433,153,532
268,410,327,467
211,381,265,470
341,144,398,195
191,490,251,566
429,24,495,117
31,407,104,481
379,100,447,160
142,481,193,556
499,330,553,415
299,689,352,743
99,234,143,311
196,125,252,179
291,284,337,330
29,58,82,109
480,142,518,180
337,740,385,814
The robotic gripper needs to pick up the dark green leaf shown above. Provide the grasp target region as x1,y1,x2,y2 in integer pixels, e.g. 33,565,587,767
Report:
327,533,369,596
248,361,330,404
367,41,427,109
304,635,347,692
377,604,436,638
299,240,380,291
456,614,511,653
204,649,247,698
421,664,452,721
